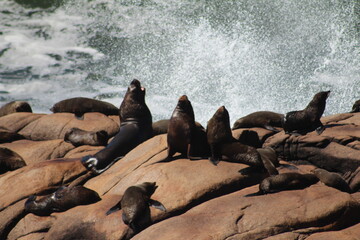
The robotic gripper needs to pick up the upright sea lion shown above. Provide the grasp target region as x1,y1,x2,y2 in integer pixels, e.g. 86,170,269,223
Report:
0,101,32,117
106,182,166,234
312,168,351,193
64,127,109,147
50,97,119,119
259,172,319,194
25,185,101,216
283,91,330,135
0,147,26,174
350,99,360,113
167,95,196,159
81,79,153,174
232,111,284,131
206,106,278,175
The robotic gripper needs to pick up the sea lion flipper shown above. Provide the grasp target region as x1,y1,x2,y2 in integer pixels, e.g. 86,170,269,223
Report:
148,199,166,212
315,125,325,135
106,204,121,215
264,125,280,132
209,157,220,166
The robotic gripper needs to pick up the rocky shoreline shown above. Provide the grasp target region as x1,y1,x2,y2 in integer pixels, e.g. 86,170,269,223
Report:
0,111,359,240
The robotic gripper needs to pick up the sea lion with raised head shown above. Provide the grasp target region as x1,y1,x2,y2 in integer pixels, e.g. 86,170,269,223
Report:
64,127,109,147
350,99,360,113
259,172,319,194
106,182,166,234
0,147,26,174
312,168,351,193
232,111,284,131
283,91,330,135
50,97,119,119
0,101,32,117
206,106,278,175
81,79,153,174
25,185,101,216
167,95,196,159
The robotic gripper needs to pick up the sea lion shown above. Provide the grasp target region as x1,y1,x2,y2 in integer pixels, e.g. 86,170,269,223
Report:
344,167,360,193
0,147,26,174
259,172,319,194
0,101,32,117
25,185,101,216
283,91,330,135
64,127,109,147
206,106,278,175
152,119,170,136
106,182,166,234
0,130,25,143
312,168,351,193
81,79,153,174
50,97,119,119
232,111,284,131
167,95,196,159
350,99,360,113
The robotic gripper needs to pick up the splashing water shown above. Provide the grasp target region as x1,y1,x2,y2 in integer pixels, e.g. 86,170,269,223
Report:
0,0,359,126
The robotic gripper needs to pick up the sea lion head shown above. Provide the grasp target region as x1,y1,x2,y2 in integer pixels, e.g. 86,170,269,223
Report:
350,99,360,113
137,182,158,197
128,79,146,102
213,106,230,122
314,91,331,102
175,95,194,117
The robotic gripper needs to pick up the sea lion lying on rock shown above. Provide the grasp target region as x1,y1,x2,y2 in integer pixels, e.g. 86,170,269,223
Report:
0,130,25,143
64,127,109,147
283,91,330,135
50,97,119,119
312,168,351,193
258,172,319,194
81,79,153,174
106,182,166,234
232,111,283,131
0,101,32,117
25,185,101,216
0,147,26,174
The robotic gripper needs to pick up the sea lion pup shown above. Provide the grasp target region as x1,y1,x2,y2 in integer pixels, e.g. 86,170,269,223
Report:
350,99,360,113
283,91,330,135
258,172,319,194
311,168,351,193
81,79,153,174
64,127,109,147
25,185,101,216
167,95,196,159
106,182,166,234
232,111,284,131
50,97,119,119
0,147,26,174
0,101,32,117
206,106,278,175
0,130,25,143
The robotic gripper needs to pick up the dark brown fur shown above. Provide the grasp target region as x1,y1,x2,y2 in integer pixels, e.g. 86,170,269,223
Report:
259,172,319,194
283,91,330,135
0,101,32,117
106,182,166,234
50,97,118,117
312,168,351,193
232,111,284,131
350,99,360,113
167,95,196,159
25,185,101,216
0,147,26,174
81,79,153,174
0,130,25,143
64,127,109,147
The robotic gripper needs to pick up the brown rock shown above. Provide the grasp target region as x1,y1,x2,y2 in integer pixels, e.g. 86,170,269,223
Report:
0,158,86,210
133,185,360,240
18,113,119,141
1,139,75,165
0,113,44,132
